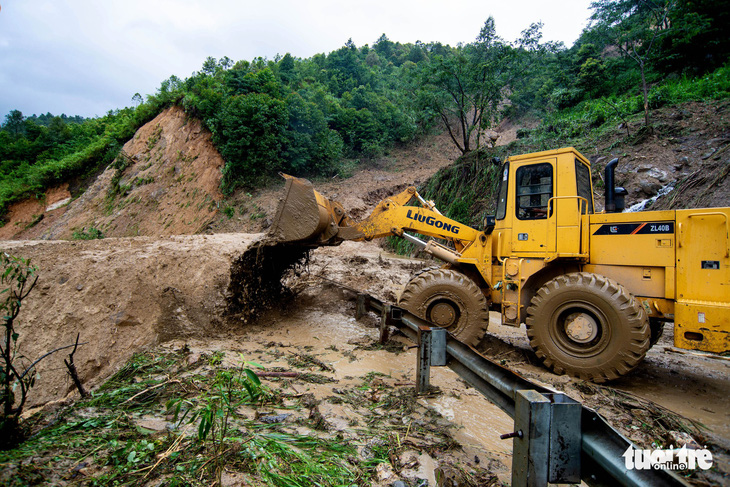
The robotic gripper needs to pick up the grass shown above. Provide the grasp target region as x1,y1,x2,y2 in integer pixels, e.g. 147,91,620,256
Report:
71,226,104,240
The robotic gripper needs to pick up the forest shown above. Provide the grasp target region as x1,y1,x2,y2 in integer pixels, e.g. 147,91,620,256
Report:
0,0,728,219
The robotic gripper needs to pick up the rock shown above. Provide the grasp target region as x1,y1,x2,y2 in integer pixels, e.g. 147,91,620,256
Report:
484,130,499,144
638,179,662,196
258,413,290,424
134,416,173,433
647,167,669,182
674,156,689,170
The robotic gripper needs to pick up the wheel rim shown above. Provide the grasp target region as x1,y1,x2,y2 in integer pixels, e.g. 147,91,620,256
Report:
550,302,610,356
427,299,461,329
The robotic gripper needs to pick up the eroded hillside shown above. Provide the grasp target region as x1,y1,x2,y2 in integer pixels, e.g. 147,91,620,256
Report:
0,107,225,240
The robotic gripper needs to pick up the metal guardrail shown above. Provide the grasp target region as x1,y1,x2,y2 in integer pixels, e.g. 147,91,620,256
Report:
355,294,690,487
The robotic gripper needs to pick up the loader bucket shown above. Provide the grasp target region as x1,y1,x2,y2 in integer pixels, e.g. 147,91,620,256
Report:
269,174,350,246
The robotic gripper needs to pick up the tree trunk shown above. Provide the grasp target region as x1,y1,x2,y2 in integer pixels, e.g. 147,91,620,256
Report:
640,60,650,127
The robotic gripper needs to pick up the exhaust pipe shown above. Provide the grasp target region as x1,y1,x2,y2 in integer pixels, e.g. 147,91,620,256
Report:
603,158,628,212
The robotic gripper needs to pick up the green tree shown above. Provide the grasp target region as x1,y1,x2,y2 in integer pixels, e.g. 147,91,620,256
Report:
2,110,25,136
215,93,288,191
507,22,566,114
654,0,730,74
278,53,296,84
420,17,513,154
590,0,675,126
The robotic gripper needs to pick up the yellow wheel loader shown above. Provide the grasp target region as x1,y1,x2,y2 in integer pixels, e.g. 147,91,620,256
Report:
269,147,730,382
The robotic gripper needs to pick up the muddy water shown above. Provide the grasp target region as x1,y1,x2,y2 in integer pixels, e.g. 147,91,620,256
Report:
424,374,514,456
246,308,516,481
613,340,730,441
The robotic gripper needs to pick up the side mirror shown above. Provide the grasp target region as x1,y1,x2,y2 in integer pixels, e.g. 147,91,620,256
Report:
483,215,496,234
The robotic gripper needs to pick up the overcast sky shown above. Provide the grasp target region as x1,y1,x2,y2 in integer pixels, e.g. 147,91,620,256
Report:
0,0,593,121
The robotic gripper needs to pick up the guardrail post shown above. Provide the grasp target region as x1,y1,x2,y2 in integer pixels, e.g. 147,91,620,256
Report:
546,393,581,483
416,326,447,394
416,325,433,394
379,305,402,344
355,294,369,320
511,390,581,487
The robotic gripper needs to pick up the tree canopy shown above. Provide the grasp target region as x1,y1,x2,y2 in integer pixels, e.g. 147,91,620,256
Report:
1,1,728,217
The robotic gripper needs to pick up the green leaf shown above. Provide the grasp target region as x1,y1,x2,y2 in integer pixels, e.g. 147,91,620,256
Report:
244,368,262,387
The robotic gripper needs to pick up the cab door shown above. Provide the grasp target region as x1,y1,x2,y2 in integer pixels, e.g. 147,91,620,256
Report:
511,160,557,256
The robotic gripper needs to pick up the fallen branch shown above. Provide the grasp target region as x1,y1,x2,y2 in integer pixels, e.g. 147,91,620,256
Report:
254,371,300,378
64,333,88,398
121,380,180,405
19,341,89,380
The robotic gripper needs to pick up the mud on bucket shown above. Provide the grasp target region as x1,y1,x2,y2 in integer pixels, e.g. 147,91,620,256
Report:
269,174,345,245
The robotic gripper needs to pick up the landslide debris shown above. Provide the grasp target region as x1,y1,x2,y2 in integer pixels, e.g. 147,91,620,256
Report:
226,239,310,323
1,234,264,407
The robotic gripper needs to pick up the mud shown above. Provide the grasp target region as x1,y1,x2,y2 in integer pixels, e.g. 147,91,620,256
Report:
226,239,310,323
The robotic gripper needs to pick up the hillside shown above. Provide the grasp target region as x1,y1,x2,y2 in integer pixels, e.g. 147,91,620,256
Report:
2,99,727,243
0,107,224,240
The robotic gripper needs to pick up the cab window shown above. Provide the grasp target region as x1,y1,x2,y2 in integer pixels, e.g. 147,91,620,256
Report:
516,163,553,220
575,159,594,214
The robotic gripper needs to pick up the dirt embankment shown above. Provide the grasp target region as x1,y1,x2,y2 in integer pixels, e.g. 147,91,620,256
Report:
3,234,263,406
591,101,730,211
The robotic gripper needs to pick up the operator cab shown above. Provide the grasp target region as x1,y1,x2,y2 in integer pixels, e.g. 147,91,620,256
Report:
492,147,595,259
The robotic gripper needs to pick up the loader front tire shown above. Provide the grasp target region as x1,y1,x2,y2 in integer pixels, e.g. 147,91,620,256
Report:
399,269,488,347
525,272,650,383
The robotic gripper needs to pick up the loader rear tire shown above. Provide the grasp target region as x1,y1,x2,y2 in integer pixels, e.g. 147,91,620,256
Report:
399,269,488,347
525,272,650,383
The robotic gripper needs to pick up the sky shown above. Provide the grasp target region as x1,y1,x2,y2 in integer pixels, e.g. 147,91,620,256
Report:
0,0,594,121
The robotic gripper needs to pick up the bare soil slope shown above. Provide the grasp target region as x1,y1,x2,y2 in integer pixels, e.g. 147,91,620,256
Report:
1,106,225,240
